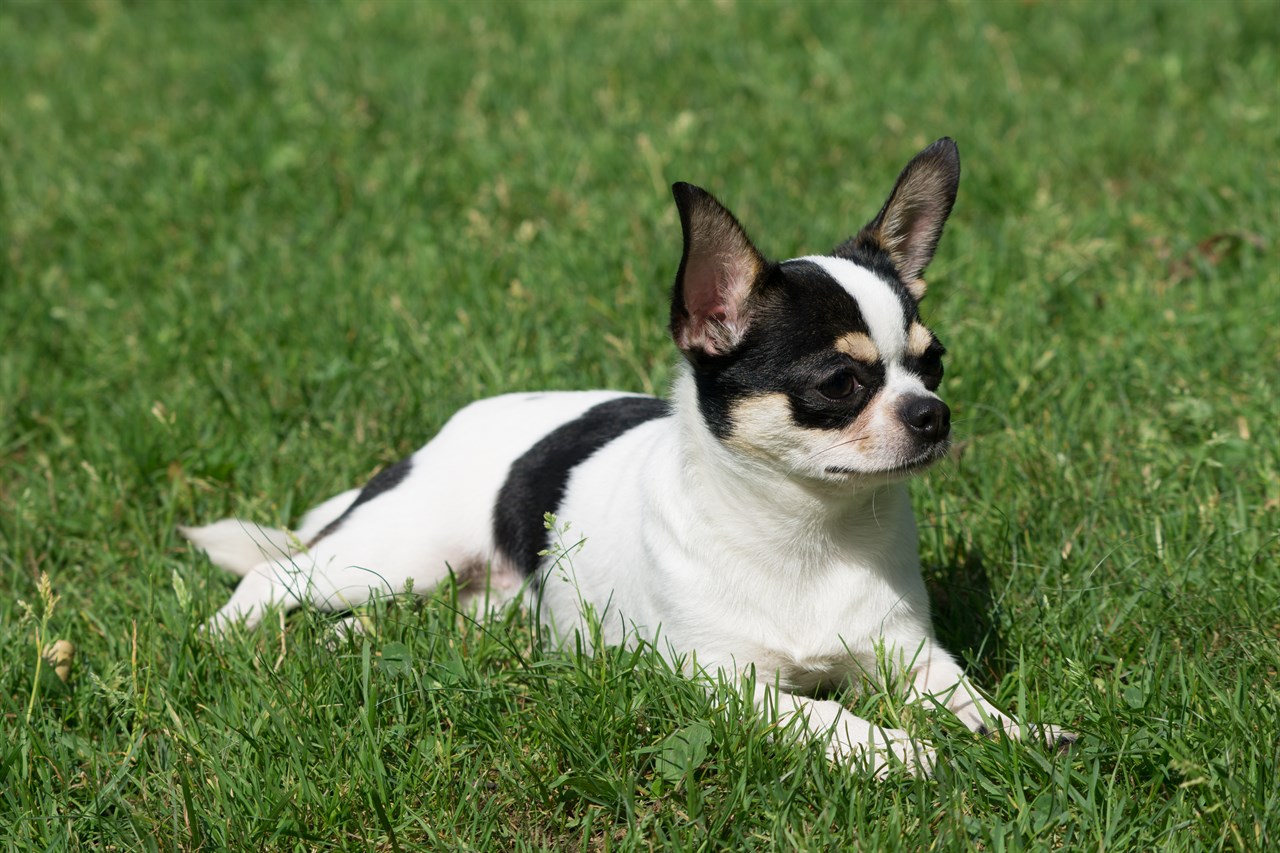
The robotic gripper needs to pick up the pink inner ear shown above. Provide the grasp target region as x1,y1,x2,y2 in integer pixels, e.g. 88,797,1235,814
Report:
685,268,733,321
681,258,751,355
677,290,733,355
689,249,754,312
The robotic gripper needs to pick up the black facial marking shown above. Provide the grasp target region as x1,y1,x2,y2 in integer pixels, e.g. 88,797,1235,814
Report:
691,260,905,438
494,396,671,580
905,338,947,392
791,354,887,431
308,456,413,546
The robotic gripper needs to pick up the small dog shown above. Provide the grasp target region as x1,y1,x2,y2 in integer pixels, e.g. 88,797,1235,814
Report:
183,138,1071,774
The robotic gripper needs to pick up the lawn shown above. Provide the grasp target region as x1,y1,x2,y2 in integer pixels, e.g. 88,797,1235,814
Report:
1,0,1277,849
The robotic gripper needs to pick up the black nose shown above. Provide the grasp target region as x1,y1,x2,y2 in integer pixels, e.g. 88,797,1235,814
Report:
899,397,951,442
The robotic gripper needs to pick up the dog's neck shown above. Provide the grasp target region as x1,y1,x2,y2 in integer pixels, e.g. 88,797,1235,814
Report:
669,368,914,565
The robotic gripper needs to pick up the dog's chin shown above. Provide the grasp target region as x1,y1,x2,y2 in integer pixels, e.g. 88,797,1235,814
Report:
823,442,951,483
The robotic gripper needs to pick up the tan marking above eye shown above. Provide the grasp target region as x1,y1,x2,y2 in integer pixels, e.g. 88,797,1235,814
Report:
906,322,934,357
835,332,879,363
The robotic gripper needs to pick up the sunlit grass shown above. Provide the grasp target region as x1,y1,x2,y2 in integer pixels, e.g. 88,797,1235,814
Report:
2,0,1277,849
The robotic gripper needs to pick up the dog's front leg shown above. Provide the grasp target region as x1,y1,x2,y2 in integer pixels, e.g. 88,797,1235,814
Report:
752,683,934,777
905,641,1075,749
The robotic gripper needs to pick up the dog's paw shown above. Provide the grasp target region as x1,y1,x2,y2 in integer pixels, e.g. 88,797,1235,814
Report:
1031,723,1078,753
974,719,1078,753
828,726,936,779
320,615,372,651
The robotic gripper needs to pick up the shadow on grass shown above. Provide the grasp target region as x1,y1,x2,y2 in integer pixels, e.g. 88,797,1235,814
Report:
925,548,1006,679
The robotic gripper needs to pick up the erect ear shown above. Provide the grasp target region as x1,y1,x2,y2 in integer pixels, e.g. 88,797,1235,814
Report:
834,137,960,302
669,182,767,358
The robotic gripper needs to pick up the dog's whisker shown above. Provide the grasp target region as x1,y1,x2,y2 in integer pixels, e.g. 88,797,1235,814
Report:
806,433,873,462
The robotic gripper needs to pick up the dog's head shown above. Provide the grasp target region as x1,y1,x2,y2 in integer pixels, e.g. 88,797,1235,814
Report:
670,138,960,485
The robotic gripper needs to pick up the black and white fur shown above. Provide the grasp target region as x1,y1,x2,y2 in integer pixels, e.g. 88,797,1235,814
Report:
183,139,1071,775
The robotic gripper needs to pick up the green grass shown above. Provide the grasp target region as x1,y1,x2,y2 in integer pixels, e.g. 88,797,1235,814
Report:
2,0,1277,849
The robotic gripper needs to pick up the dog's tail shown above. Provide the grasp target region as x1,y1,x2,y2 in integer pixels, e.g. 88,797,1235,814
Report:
178,520,297,577
180,489,361,576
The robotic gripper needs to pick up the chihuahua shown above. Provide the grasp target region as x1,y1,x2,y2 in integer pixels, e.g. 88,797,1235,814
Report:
183,138,1071,774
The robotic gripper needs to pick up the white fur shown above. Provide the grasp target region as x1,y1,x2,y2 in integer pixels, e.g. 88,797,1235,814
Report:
184,181,1072,773
187,368,1065,776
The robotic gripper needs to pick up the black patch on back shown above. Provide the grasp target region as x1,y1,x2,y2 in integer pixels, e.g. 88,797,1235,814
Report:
494,396,670,579
308,456,413,546
689,260,917,439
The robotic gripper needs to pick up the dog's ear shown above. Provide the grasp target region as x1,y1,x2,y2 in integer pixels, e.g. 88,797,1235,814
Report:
670,182,767,358
834,138,960,302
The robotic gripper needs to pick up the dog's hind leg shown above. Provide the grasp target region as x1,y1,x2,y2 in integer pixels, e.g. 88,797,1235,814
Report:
202,555,309,634
199,391,607,634
203,539,474,635
202,473,485,634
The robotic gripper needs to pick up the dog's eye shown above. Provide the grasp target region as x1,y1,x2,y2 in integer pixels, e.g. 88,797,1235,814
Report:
817,368,859,401
918,357,944,391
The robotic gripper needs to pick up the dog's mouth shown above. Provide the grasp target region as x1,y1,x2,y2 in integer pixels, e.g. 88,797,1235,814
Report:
824,441,951,478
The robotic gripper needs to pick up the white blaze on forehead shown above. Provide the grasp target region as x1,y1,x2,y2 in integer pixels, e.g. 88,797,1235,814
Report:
794,256,908,360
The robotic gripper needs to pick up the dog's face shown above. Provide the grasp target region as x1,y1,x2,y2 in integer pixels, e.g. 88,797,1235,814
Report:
670,139,960,484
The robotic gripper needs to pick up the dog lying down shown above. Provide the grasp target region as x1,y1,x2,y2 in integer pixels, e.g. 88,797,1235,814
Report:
183,138,1074,775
